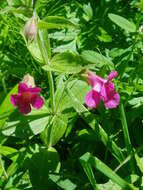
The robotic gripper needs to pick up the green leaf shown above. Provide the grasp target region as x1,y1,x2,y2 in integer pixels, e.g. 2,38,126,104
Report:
7,162,18,176
81,50,114,69
0,85,18,130
0,145,18,161
2,108,50,138
43,52,83,74
41,113,68,147
108,13,136,33
98,180,121,190
126,175,139,184
83,3,93,21
27,38,43,63
135,153,143,174
80,153,138,190
50,114,68,146
42,79,90,146
80,158,99,190
109,47,131,58
49,30,78,42
53,40,77,53
37,29,51,61
55,78,90,113
119,104,134,172
0,6,31,19
38,16,76,30
7,0,22,7
128,97,143,107
0,156,4,177
97,27,112,42
49,174,77,190
27,147,60,190
27,29,51,64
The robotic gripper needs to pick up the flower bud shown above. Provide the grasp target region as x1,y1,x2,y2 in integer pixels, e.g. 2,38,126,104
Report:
23,74,35,87
24,17,37,41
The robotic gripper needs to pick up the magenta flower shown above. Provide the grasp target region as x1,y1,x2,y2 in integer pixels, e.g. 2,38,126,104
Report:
10,83,43,114
85,71,120,109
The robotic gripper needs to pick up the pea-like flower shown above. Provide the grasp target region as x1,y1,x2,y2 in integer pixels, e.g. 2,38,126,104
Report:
10,82,43,114
85,71,120,109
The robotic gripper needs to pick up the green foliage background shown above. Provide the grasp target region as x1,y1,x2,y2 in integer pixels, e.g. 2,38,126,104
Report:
0,0,143,189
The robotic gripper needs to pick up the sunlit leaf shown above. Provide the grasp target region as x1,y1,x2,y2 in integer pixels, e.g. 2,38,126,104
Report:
81,50,114,69
0,85,18,130
42,52,83,74
38,16,77,30
108,13,136,33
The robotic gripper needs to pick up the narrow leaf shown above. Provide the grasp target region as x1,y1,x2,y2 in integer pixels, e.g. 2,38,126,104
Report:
38,16,76,30
80,159,99,190
108,13,136,33
81,50,114,69
80,153,138,190
0,85,18,130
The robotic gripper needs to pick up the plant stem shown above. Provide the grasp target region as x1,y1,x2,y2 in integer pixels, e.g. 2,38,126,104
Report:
2,76,7,95
119,103,135,173
37,30,55,113
47,72,55,113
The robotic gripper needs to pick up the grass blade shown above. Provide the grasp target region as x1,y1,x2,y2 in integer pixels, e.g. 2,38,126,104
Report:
119,103,135,172
80,152,138,190
80,159,99,190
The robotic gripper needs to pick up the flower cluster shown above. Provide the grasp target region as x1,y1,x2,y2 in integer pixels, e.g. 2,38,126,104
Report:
85,71,120,109
10,71,119,114
10,76,43,114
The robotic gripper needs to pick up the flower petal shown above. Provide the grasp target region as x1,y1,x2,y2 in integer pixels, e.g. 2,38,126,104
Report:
23,74,35,87
93,82,102,93
107,71,118,81
100,84,107,101
28,87,41,94
10,94,21,107
87,72,106,88
101,82,114,101
95,75,106,83
85,90,100,108
87,72,97,87
31,95,43,109
18,103,31,114
104,92,120,109
18,83,28,93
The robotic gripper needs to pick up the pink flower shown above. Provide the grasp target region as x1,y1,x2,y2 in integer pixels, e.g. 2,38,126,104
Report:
10,83,43,114
85,71,120,109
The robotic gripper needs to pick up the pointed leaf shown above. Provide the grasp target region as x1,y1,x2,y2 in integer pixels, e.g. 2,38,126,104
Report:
38,16,77,30
81,50,114,69
0,85,18,130
43,52,83,74
108,13,136,33
80,153,138,190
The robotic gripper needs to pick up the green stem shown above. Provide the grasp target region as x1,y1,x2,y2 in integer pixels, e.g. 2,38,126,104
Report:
37,30,55,113
47,72,55,113
2,76,7,95
119,103,135,173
